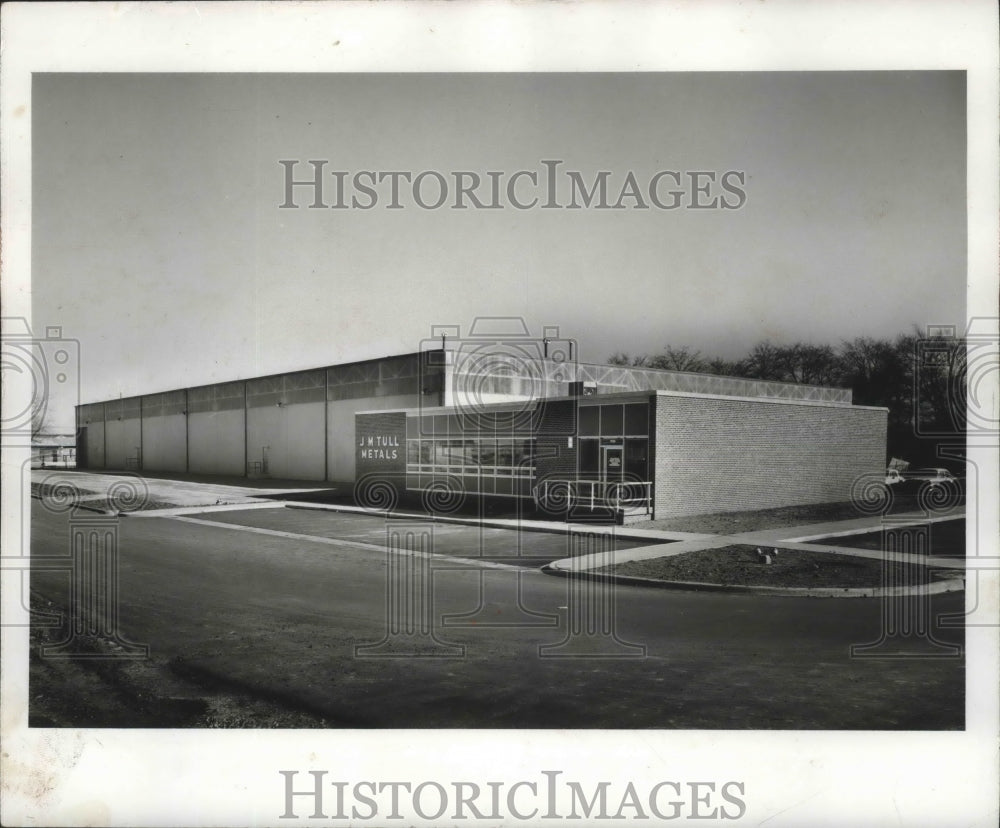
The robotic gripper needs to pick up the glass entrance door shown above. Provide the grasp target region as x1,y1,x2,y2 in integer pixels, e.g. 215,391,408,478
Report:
602,445,623,482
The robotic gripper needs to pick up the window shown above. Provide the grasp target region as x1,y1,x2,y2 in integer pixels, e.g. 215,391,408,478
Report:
445,439,465,466
600,404,623,435
401,407,536,496
405,435,536,490
624,403,648,436
479,439,497,468
579,406,599,436
513,438,534,474
405,440,433,465
434,441,452,465
579,439,599,476
496,439,514,468
462,440,479,466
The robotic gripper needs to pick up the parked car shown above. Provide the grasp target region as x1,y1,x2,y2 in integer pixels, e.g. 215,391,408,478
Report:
902,467,959,488
887,466,961,487
885,468,905,485
911,467,955,482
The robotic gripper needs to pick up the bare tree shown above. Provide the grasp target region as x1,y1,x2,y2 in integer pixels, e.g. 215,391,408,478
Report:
606,352,649,367
604,328,967,467
647,345,705,372
775,343,839,385
735,341,783,380
31,399,51,441
703,357,740,376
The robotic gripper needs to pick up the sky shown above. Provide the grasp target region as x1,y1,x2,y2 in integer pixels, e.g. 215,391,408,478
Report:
32,72,966,430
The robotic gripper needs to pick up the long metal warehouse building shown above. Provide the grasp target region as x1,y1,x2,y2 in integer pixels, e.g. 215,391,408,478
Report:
76,338,887,520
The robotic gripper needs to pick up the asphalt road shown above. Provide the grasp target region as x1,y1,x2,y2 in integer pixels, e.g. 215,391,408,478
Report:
186,506,652,568
28,505,965,729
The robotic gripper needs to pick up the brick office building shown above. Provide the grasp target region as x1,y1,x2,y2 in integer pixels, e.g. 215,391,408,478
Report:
77,337,886,521
355,386,886,521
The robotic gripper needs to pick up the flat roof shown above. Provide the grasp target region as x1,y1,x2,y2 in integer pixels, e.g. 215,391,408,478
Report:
357,387,879,416
78,349,439,408
80,346,855,409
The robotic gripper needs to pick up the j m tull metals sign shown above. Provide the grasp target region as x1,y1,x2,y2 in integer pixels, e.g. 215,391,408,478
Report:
358,434,400,461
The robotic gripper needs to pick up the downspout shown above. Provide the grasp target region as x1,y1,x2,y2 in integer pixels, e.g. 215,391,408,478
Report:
324,370,329,482
184,388,190,473
243,381,249,478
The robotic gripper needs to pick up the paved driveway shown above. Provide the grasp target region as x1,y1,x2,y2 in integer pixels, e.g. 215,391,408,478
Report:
28,503,965,729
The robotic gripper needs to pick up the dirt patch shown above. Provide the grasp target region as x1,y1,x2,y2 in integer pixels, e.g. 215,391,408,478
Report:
31,486,184,514
603,545,958,589
28,593,334,728
78,496,185,512
30,482,98,498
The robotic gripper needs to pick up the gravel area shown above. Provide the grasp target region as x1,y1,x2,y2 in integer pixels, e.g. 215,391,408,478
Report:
603,544,954,588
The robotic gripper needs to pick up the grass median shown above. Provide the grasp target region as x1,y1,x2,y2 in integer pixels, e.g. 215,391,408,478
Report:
602,544,959,589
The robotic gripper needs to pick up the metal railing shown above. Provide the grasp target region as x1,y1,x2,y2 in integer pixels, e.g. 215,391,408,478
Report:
534,479,653,516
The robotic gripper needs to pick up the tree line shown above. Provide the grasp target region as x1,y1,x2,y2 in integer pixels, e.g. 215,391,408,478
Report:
608,331,967,466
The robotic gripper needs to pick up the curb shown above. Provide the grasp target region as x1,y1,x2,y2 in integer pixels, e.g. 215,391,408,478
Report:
29,492,114,515
541,565,966,598
121,501,284,518
282,501,691,542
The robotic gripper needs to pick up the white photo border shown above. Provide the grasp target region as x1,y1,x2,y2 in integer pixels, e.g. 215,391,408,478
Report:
2,2,997,826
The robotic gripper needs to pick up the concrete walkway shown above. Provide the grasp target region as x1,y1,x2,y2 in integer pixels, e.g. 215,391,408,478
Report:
32,469,965,576
546,509,966,574
32,468,332,509
276,499,965,575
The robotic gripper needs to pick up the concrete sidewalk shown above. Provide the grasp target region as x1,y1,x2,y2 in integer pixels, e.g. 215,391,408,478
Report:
32,468,333,509
33,468,965,575
547,510,966,574
278,499,965,574
280,500,712,542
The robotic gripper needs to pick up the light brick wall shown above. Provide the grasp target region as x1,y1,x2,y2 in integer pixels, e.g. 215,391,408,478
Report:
653,394,887,519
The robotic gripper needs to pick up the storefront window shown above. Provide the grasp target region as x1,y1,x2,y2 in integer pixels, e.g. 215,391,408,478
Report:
496,439,514,467
512,438,533,472
579,438,599,476
479,439,497,467
462,440,479,466
625,403,648,435
448,439,466,465
578,406,599,436
434,441,453,465
404,430,535,492
600,404,624,435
